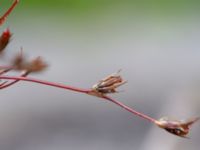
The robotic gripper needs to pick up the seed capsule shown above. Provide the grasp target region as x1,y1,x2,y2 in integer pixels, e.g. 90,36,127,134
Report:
0,28,11,52
90,70,127,97
155,117,199,137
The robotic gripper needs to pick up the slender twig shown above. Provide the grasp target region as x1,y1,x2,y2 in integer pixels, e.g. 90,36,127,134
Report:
103,95,156,123
0,66,14,70
0,68,12,86
0,68,12,75
0,75,90,93
0,75,157,123
0,0,19,25
0,80,8,86
0,70,29,89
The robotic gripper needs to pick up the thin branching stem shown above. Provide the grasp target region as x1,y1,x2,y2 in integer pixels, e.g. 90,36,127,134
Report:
0,75,156,123
0,75,90,93
0,70,29,89
0,0,198,138
0,0,19,25
103,95,156,123
0,80,8,86
0,68,12,75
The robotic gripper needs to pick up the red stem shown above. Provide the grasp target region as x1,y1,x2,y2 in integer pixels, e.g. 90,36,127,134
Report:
0,70,29,89
0,0,19,25
0,68,12,75
103,96,156,123
0,75,156,123
0,75,90,93
1,0,19,19
0,81,8,86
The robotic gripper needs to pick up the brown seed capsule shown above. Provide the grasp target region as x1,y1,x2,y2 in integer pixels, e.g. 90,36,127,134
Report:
0,28,11,53
26,56,48,73
12,51,47,73
90,70,127,97
155,117,199,137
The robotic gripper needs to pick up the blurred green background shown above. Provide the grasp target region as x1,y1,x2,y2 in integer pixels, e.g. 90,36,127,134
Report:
2,0,200,16
1,0,200,26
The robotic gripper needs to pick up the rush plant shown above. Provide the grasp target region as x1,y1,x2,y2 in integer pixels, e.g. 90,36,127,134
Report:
0,0,198,138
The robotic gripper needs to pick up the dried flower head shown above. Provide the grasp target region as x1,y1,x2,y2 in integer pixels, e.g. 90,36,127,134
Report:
26,56,48,72
155,117,199,137
89,70,127,97
0,28,12,53
12,51,47,73
12,50,25,70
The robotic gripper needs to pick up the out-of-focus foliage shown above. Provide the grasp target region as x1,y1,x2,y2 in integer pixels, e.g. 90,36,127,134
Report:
1,0,200,18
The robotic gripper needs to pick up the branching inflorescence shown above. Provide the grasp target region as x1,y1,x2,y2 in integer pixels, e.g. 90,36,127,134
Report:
0,0,199,138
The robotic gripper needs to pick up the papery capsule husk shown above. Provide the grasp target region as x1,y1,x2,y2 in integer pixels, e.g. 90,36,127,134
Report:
155,117,199,137
91,70,126,95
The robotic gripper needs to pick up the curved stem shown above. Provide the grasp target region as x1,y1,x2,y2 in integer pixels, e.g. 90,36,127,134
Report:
0,70,29,89
0,0,19,25
103,95,156,123
0,75,90,94
0,68,12,75
0,80,8,86
0,75,156,123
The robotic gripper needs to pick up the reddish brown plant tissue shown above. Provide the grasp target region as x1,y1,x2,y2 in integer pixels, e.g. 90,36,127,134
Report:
155,117,199,138
0,28,11,52
12,51,47,73
0,0,19,26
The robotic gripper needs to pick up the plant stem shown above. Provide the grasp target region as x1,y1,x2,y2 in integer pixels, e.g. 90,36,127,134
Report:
0,0,19,25
0,68,12,75
0,75,156,123
0,75,90,93
0,70,29,89
103,95,156,123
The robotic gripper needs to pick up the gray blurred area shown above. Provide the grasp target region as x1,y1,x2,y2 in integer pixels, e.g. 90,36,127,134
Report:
0,1,200,150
